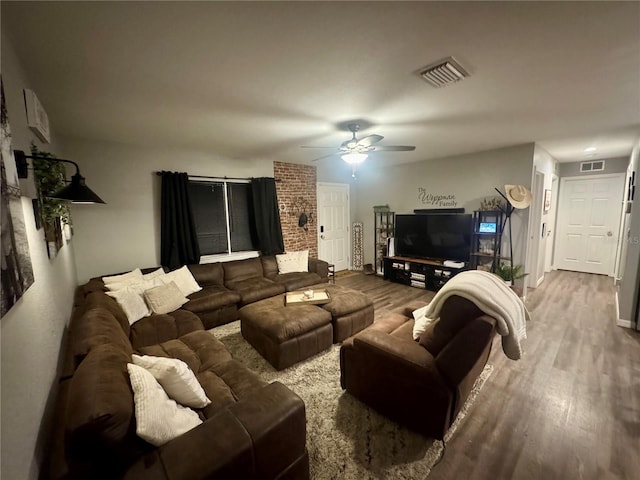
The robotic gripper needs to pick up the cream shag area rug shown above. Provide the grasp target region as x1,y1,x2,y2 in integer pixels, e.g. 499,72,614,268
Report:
211,321,493,480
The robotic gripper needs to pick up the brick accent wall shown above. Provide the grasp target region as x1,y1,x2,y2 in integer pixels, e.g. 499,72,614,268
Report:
273,161,318,257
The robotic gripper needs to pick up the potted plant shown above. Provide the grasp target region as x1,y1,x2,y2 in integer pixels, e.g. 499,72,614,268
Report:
493,263,528,286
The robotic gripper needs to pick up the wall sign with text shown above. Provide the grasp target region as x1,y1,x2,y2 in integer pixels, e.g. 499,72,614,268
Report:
417,188,458,207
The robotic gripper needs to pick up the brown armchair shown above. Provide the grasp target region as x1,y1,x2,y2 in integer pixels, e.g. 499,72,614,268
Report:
340,295,496,440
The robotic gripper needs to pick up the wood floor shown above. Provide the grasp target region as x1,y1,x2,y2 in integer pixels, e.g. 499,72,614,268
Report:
335,270,640,480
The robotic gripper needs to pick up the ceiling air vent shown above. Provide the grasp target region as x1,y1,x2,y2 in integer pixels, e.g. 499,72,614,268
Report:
580,160,605,173
419,57,469,88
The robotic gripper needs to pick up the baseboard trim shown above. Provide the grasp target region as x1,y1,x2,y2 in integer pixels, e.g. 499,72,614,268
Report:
615,291,634,329
617,319,633,329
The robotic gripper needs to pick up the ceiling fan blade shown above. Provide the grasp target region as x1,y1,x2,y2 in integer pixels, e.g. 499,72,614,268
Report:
371,145,416,152
357,134,384,147
300,145,336,149
311,152,339,162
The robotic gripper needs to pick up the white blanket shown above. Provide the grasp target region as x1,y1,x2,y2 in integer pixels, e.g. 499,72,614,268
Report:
413,270,529,360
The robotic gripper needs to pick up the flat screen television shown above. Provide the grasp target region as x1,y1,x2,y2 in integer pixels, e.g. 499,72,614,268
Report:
394,213,472,262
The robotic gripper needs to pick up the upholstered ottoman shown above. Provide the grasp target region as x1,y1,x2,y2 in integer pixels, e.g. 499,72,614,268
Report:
239,294,333,370
305,284,375,342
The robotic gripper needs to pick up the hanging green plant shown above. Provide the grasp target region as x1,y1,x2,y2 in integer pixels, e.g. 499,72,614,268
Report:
30,144,70,225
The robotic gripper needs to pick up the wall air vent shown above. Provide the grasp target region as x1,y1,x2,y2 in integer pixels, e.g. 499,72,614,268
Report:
419,57,470,88
580,160,605,173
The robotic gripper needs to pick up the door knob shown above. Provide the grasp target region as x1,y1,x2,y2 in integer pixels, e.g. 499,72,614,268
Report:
320,235,325,240
607,231,613,237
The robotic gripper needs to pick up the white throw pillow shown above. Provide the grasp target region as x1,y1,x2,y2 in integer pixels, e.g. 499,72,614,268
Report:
103,268,143,290
143,281,189,315
132,354,211,408
412,305,433,341
296,250,309,272
161,266,202,297
276,251,308,274
127,363,202,447
106,288,151,324
142,268,165,280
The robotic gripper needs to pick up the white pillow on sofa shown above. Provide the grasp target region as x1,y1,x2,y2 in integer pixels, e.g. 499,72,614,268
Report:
296,250,309,272
160,266,202,297
106,288,151,324
276,250,309,274
103,268,143,290
127,363,202,447
143,281,188,315
142,267,166,280
412,305,433,340
132,354,211,408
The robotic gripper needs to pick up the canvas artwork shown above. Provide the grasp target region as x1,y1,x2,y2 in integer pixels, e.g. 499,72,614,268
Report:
1,79,34,317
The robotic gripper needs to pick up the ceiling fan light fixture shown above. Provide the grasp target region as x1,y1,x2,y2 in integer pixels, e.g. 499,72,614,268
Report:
342,153,368,164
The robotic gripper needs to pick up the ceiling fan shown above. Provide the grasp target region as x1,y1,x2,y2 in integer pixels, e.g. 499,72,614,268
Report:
302,124,416,164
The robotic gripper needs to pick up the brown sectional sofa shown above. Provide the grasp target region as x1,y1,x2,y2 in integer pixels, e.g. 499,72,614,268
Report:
51,255,330,480
79,255,329,330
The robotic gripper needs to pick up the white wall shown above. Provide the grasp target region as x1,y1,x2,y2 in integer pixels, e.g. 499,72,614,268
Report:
528,144,558,287
350,143,535,270
58,137,273,283
617,140,640,328
1,31,78,480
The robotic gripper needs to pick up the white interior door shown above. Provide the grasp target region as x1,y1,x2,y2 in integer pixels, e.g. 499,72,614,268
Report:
317,183,350,271
554,174,625,275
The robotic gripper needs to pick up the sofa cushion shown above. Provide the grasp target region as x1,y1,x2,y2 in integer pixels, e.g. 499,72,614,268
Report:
143,281,189,315
132,354,211,408
419,295,486,356
275,251,308,274
137,330,232,375
183,286,241,313
85,291,130,335
136,330,268,418
199,358,268,418
225,277,286,306
260,256,279,279
65,345,150,472
70,307,133,368
188,263,225,286
142,268,166,280
271,272,323,291
223,257,264,283
129,310,204,351
106,288,151,324
127,363,203,447
102,268,143,288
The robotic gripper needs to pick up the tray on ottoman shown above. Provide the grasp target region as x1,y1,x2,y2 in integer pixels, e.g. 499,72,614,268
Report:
285,289,331,306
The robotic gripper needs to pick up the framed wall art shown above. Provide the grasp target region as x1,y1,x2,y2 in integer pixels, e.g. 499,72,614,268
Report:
24,89,50,143
543,189,552,213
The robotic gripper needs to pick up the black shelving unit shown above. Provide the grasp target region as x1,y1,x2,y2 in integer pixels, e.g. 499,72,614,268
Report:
374,207,394,275
383,256,467,291
470,210,509,272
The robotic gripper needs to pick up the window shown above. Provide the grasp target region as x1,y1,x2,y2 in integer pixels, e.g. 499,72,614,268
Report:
188,180,257,255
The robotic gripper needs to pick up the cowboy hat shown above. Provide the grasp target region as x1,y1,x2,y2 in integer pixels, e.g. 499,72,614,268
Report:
504,184,532,209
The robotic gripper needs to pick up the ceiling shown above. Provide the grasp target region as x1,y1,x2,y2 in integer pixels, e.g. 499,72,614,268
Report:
2,1,639,167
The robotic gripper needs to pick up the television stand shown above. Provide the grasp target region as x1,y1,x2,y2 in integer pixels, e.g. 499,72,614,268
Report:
383,256,468,291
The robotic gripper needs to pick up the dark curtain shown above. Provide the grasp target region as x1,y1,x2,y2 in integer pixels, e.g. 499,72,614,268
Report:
251,177,285,255
160,171,200,268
